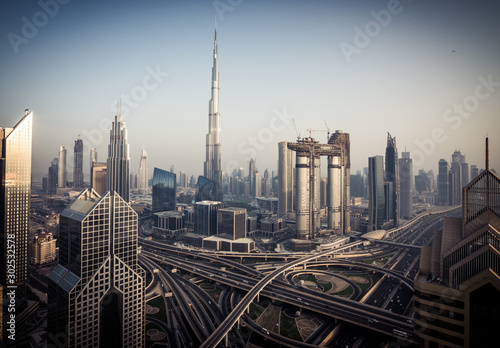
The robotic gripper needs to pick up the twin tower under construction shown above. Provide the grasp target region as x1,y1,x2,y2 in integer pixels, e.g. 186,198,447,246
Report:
278,130,351,240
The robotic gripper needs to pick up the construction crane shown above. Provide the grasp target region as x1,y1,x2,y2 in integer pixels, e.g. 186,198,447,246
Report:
292,118,301,140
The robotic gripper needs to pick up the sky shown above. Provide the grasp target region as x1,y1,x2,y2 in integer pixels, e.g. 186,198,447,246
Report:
1,0,499,181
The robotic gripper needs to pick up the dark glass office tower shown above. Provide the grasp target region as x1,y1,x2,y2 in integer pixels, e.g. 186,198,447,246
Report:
194,200,222,236
368,155,385,231
73,138,84,189
0,110,32,295
48,189,145,347
152,167,176,212
385,133,399,226
437,159,449,205
399,152,413,219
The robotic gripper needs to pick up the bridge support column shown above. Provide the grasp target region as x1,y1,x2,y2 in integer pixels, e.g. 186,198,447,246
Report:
225,334,228,347
257,293,260,302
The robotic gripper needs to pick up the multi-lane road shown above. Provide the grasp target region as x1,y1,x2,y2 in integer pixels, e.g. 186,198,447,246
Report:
139,208,459,347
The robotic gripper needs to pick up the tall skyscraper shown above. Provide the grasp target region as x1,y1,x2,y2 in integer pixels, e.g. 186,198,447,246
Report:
58,145,67,188
414,138,500,347
248,158,256,196
48,189,145,347
107,114,130,202
0,110,32,296
399,151,413,220
368,155,385,231
138,148,148,193
152,167,176,212
449,150,464,204
278,141,293,216
73,138,84,189
437,159,449,205
385,133,399,226
204,24,223,201
48,157,58,194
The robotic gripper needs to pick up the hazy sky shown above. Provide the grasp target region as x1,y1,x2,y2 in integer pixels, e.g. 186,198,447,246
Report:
1,0,499,180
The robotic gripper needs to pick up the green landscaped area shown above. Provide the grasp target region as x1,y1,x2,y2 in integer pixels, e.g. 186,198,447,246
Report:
280,312,302,341
146,296,167,322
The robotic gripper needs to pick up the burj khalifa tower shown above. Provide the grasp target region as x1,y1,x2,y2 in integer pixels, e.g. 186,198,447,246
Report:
203,24,223,201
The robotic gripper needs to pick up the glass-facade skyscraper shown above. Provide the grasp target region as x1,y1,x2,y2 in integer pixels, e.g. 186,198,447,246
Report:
194,200,222,236
48,189,145,347
368,155,385,231
73,138,84,189
107,114,130,202
399,152,413,220
0,110,32,295
385,133,399,226
195,175,221,203
152,167,176,212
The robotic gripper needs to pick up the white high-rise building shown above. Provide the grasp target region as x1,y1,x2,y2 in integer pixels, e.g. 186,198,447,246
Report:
138,148,148,193
58,145,67,188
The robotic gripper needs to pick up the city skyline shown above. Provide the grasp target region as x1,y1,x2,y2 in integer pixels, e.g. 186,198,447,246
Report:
1,0,499,180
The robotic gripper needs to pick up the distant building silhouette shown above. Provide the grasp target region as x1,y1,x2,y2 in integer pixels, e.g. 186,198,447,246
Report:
138,149,148,194
48,157,58,194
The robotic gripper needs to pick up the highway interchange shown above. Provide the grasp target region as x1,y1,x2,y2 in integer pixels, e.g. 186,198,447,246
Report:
138,207,460,348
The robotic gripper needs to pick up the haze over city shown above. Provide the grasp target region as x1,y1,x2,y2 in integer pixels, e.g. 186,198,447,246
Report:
1,0,499,179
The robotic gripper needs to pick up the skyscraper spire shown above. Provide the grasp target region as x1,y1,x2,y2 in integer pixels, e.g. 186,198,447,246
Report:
107,114,130,202
204,23,223,201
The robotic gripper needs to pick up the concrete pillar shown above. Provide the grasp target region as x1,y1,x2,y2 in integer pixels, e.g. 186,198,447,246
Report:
296,153,310,239
313,155,321,238
327,155,341,231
